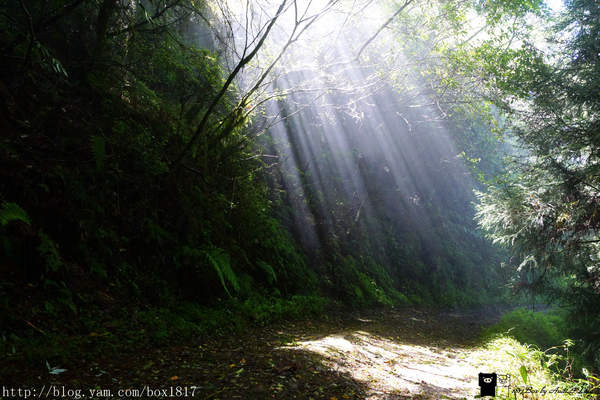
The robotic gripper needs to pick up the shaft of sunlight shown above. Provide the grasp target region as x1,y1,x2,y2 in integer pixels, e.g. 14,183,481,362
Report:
224,0,478,266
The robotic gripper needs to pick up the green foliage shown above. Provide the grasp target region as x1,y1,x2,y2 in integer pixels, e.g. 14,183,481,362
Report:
520,364,529,384
203,245,239,297
239,295,329,326
137,308,204,345
37,232,63,273
478,335,595,399
335,256,408,307
0,202,30,226
473,0,600,370
479,0,545,24
483,308,570,351
256,260,277,285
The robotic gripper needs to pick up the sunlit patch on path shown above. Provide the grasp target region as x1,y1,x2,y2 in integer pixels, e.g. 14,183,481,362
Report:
281,309,503,399
287,330,479,399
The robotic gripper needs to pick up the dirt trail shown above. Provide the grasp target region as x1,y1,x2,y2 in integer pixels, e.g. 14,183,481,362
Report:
281,308,499,399
14,307,505,399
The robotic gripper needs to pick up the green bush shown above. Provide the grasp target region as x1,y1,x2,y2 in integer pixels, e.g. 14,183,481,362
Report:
483,308,569,350
238,295,329,326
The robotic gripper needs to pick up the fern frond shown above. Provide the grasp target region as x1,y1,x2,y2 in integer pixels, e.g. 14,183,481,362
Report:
0,202,31,226
205,246,239,296
257,260,277,284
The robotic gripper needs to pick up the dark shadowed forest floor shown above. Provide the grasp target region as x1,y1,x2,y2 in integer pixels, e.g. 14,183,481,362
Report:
4,307,509,399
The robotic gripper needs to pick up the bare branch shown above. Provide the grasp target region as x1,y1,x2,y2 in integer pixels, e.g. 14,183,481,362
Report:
355,0,414,60
171,0,289,167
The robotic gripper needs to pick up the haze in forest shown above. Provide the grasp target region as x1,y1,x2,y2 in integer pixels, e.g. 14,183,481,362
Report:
1,0,600,394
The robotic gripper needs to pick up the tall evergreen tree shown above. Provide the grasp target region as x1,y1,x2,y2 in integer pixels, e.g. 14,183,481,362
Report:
476,0,600,368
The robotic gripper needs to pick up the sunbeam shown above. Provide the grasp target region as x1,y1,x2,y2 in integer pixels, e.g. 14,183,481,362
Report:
227,0,487,298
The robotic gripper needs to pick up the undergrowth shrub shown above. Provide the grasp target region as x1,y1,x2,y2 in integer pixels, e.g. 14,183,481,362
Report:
239,295,329,326
482,308,569,351
337,256,399,307
476,335,598,399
